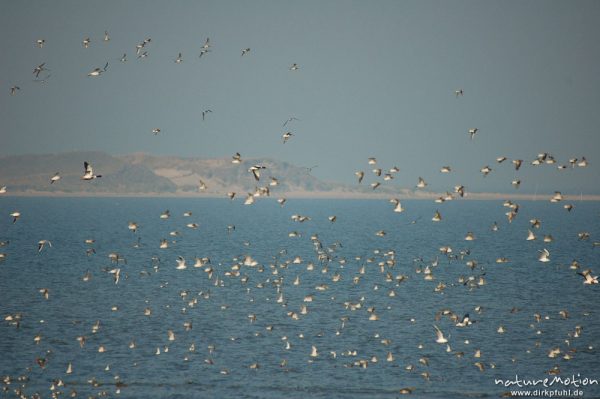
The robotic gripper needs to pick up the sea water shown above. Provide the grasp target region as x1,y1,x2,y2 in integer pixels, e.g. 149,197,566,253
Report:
0,197,599,398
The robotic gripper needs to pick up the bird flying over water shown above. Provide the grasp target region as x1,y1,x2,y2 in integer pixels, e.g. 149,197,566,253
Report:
81,162,101,180
433,325,448,343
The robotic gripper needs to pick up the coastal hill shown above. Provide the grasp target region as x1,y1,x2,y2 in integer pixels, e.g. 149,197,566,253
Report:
0,151,418,198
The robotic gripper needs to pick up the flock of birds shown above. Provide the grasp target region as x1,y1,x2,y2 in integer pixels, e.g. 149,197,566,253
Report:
1,30,599,399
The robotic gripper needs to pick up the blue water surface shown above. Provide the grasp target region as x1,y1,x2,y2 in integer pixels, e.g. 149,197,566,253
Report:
0,197,599,398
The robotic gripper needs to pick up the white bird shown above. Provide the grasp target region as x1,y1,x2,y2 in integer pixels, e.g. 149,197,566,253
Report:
175,53,183,63
10,211,21,224
455,89,464,97
538,248,550,263
393,200,404,213
551,192,563,202
282,132,293,143
440,166,451,173
244,193,255,205
152,128,161,135
104,31,110,42
38,240,52,252
355,171,364,183
0,186,6,194
109,268,120,284
176,256,187,270
232,152,242,164
50,173,61,184
432,210,442,222
10,86,20,95
128,222,138,233
480,166,492,177
510,159,523,171
578,270,598,285
310,345,318,357
433,325,448,344
456,314,474,327
36,39,45,48
468,128,479,140
416,177,427,188
81,162,102,180
289,63,299,71
82,37,90,48
88,62,108,77
241,48,251,56
248,165,265,181
526,230,536,241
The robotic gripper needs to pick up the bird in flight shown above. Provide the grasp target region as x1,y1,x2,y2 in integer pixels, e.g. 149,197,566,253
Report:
578,269,598,285
82,37,91,48
136,38,151,55
202,110,212,121
248,165,266,181
50,173,61,184
38,240,52,252
282,132,293,144
241,48,251,56
283,117,299,127
104,31,110,42
175,53,183,63
152,128,161,135
10,86,20,95
468,128,479,140
355,171,364,183
81,162,102,180
88,62,109,77
10,211,21,224
433,325,449,343
36,39,45,48
289,63,299,71
455,89,464,97
33,63,48,78
480,165,492,177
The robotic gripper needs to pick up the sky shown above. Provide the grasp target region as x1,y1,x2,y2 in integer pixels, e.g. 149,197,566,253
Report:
1,0,599,194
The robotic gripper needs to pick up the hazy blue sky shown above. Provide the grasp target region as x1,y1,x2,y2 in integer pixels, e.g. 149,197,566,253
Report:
1,0,599,193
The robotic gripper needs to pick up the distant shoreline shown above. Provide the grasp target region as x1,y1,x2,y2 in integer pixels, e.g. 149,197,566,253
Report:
2,191,600,201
